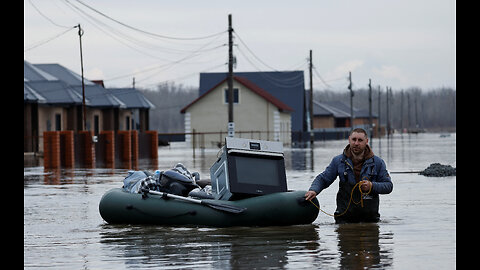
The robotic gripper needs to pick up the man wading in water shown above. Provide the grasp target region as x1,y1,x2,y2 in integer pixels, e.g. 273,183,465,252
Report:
305,128,393,223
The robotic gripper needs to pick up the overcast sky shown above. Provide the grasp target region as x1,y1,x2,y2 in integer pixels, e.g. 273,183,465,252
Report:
24,0,455,92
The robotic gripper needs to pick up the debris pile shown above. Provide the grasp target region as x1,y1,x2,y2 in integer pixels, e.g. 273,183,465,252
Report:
419,163,456,177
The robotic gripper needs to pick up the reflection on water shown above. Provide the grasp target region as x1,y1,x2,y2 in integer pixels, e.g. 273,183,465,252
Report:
24,133,455,269
97,222,395,269
100,225,323,269
336,223,393,269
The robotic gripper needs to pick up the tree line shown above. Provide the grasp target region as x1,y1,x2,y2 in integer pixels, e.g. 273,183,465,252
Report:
314,87,456,132
140,83,456,133
140,82,197,133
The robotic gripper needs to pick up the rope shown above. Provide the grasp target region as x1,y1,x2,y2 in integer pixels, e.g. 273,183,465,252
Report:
309,177,372,217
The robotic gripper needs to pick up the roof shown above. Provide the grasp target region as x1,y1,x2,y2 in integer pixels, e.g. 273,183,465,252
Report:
33,63,95,86
234,76,293,111
24,80,86,105
24,83,46,103
24,60,153,109
313,100,378,118
109,88,156,109
198,71,304,131
180,76,293,113
24,61,57,81
71,84,126,108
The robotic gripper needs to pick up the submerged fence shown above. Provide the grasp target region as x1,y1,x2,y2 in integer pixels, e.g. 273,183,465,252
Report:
158,128,359,148
42,130,158,169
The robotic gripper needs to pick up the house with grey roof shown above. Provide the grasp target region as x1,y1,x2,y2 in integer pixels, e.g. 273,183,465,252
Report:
24,60,154,153
108,87,155,131
312,100,378,129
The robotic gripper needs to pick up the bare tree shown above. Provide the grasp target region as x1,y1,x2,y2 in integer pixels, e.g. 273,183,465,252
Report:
140,82,197,132
313,87,456,132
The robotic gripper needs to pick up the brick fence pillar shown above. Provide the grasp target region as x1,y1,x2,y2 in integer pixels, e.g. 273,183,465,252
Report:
43,131,60,169
131,130,138,169
100,130,115,168
117,130,131,168
59,130,74,168
145,130,158,159
79,131,95,168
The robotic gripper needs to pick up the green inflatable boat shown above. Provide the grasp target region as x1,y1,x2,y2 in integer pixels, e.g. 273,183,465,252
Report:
99,188,319,227
99,137,320,227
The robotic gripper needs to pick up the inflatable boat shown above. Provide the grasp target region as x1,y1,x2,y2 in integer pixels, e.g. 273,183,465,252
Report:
99,188,319,227
99,137,319,227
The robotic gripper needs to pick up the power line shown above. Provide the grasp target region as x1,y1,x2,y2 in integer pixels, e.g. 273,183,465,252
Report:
24,27,76,52
69,0,227,40
312,64,332,88
29,0,73,29
105,34,226,84
234,31,279,71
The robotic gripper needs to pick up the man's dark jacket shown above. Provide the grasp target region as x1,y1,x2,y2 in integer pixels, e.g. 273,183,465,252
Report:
309,145,393,223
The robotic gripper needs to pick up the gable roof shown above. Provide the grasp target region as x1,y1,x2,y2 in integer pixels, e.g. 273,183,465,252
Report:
33,63,95,86
70,84,126,108
180,76,293,113
313,101,350,118
109,88,156,109
199,71,304,131
24,60,154,109
24,83,47,103
24,80,87,105
313,100,378,118
24,61,58,81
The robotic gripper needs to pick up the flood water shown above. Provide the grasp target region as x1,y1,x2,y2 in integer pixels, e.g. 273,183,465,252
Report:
24,133,456,269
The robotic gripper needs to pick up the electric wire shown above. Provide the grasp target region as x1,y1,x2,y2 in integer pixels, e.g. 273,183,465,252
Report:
24,27,76,52
27,0,343,91
29,0,73,29
55,0,227,87
71,0,227,41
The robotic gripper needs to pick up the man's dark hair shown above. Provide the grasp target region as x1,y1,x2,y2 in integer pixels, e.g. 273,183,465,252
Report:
350,128,368,137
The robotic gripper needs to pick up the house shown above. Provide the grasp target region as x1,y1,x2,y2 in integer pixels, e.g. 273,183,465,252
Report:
24,61,87,152
180,76,293,147
312,100,378,130
198,71,305,134
108,87,155,131
24,60,154,153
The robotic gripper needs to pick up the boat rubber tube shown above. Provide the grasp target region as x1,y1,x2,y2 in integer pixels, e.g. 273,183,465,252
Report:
99,188,319,227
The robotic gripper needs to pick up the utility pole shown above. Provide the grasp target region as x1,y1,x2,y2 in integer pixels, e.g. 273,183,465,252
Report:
227,14,234,137
386,86,391,137
414,92,419,128
389,87,394,133
348,71,354,129
132,77,135,90
368,78,372,142
407,92,411,130
400,90,404,133
76,23,86,131
378,86,381,136
309,50,314,144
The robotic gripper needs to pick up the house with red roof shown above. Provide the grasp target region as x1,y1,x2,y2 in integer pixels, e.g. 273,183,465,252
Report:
180,75,293,147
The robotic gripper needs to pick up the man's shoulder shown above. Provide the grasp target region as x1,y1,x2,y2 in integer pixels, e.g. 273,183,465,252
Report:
331,153,346,163
371,155,387,166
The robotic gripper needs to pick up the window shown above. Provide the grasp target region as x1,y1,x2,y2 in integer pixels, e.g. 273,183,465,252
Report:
94,115,99,135
224,88,239,104
55,114,61,131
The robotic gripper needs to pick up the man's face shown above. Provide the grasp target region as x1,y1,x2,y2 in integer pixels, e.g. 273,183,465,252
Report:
349,132,368,155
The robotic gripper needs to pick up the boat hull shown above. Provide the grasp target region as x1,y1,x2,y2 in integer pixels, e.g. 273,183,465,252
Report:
99,188,319,227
